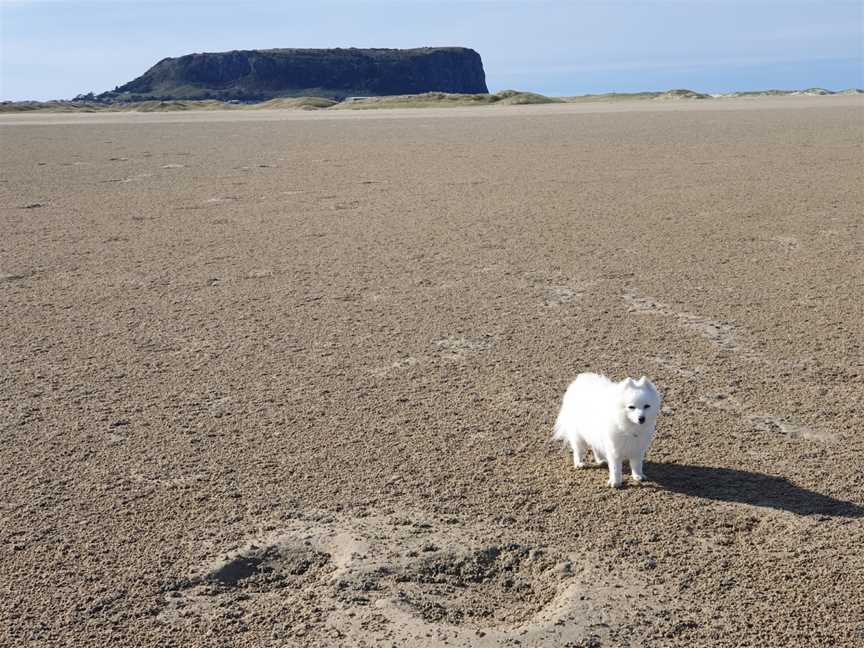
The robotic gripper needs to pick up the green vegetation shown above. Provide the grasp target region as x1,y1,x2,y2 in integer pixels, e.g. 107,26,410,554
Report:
719,90,795,97
329,89,562,110
494,90,565,105
0,97,337,113
254,97,338,110
562,88,710,102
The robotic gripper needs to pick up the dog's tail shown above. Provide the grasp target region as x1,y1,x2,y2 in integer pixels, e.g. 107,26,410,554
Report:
549,381,574,445
550,414,568,445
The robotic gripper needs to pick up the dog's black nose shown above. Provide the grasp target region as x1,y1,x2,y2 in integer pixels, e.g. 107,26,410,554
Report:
638,416,646,424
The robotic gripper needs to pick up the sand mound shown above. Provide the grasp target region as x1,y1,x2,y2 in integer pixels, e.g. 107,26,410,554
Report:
154,511,661,645
205,544,331,587
390,544,561,625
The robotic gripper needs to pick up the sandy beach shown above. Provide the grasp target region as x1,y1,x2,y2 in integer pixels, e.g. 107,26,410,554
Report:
1,95,863,647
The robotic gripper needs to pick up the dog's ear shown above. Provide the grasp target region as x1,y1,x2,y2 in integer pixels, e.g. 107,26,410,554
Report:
621,377,636,388
635,376,647,386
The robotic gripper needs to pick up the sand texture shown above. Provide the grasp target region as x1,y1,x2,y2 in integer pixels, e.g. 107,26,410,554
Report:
1,96,863,647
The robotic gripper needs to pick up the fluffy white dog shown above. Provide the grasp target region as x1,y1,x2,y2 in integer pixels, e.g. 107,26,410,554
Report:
552,373,662,488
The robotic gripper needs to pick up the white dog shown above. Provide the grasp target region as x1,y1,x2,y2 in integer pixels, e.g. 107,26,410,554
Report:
552,373,662,488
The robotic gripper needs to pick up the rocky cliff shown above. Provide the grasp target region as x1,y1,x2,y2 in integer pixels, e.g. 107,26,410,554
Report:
100,47,487,101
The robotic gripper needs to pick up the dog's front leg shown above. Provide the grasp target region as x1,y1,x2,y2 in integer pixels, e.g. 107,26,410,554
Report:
629,456,645,483
607,456,624,488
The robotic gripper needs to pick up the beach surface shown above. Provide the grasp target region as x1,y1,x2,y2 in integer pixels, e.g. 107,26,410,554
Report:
2,95,863,647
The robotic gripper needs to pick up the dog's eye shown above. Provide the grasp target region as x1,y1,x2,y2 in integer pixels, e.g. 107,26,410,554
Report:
644,405,651,409
627,405,636,410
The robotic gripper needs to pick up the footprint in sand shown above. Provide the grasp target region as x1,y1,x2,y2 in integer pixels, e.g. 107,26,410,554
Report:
102,172,154,184
651,352,827,441
746,414,825,440
770,235,801,251
698,392,824,440
371,355,420,377
624,289,740,352
432,335,495,361
526,273,594,307
333,200,360,211
543,285,580,306
652,353,704,381
373,335,495,375
204,196,239,204
635,296,829,439
699,392,745,413
0,272,31,283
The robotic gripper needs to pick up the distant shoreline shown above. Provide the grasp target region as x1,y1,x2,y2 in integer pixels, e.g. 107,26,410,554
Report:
2,94,861,128
2,87,861,114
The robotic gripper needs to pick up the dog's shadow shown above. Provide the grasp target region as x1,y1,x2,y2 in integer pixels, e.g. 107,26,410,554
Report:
645,462,864,518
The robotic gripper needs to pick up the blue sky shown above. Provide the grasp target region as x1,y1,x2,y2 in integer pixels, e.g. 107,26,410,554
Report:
1,0,861,101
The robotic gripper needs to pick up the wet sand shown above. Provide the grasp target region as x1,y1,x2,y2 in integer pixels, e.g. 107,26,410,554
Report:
1,96,863,647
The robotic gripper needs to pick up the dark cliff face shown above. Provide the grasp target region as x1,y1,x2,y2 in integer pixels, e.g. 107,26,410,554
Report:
102,48,488,101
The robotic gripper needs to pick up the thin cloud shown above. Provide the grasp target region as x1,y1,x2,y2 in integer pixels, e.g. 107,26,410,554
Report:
501,54,861,76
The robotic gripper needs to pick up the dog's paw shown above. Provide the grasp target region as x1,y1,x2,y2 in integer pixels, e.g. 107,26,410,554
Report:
574,461,587,469
631,474,645,484
608,480,624,489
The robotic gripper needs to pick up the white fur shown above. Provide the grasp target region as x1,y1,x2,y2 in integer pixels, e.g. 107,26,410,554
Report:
552,373,662,488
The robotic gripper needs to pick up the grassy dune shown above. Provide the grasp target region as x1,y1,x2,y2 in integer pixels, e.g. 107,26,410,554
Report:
0,90,560,113
329,90,563,109
562,88,711,102
2,87,859,113
0,97,339,113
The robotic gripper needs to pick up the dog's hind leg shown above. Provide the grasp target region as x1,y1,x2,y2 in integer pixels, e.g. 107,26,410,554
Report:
572,437,590,469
